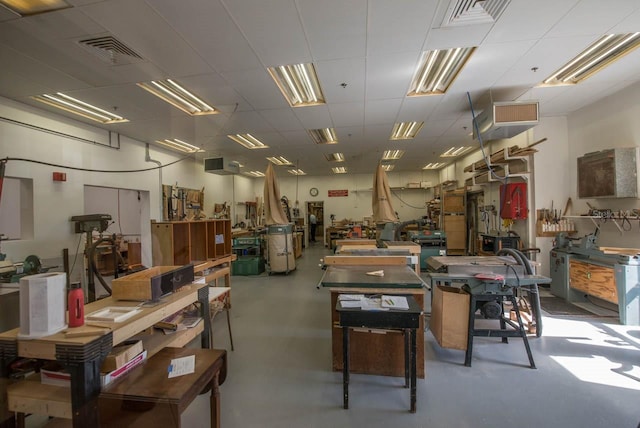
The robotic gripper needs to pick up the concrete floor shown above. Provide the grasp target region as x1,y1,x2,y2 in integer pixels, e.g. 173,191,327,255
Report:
30,243,640,427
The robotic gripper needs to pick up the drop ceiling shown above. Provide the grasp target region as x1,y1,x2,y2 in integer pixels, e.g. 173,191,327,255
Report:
1,0,640,176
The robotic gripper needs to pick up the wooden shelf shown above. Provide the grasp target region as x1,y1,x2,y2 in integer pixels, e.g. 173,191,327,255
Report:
151,219,232,266
7,375,72,419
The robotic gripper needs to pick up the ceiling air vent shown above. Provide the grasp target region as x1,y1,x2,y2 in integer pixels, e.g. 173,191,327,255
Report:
442,0,510,27
473,101,539,142
77,35,143,65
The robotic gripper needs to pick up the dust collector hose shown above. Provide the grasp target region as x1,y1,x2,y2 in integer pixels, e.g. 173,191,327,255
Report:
497,248,542,337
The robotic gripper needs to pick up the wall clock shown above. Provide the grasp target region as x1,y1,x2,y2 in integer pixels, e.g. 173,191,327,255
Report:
309,187,319,197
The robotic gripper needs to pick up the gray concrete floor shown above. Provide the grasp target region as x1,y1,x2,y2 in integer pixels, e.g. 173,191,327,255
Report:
31,243,640,427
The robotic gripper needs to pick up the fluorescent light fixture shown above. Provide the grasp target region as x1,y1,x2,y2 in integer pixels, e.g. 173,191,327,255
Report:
137,79,217,116
324,153,345,162
332,166,347,174
422,162,447,170
382,150,405,160
32,93,128,124
155,138,203,153
288,169,306,176
0,0,70,15
382,164,395,171
408,47,475,96
246,171,265,177
228,134,269,149
390,122,424,140
267,63,326,107
308,128,338,144
266,156,293,166
441,146,473,157
542,33,640,86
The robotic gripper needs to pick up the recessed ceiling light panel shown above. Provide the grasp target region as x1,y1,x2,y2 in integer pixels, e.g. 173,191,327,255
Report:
332,166,347,174
441,146,472,157
382,150,405,160
268,63,326,107
288,169,306,175
0,0,70,15
308,128,337,144
32,93,128,124
422,162,446,169
137,79,217,115
266,156,293,166
228,134,269,149
390,121,424,140
155,138,203,153
382,164,395,171
246,171,265,177
408,47,475,96
542,33,640,86
324,153,345,162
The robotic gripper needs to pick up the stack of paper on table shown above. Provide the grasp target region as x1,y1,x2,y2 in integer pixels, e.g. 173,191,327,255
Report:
381,295,409,310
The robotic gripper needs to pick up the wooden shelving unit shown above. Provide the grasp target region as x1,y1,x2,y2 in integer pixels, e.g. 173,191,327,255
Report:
151,219,231,266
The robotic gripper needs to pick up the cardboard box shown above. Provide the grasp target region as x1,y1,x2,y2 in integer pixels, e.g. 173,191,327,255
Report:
101,340,144,373
41,365,70,387
101,350,147,387
430,285,470,350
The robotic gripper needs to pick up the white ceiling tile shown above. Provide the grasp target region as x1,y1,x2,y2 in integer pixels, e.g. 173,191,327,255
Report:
147,0,263,73
258,108,304,132
365,99,403,126
367,0,436,54
328,102,364,128
366,51,419,100
486,0,580,43
546,0,640,38
397,96,441,122
221,68,289,110
298,0,366,61
425,24,493,50
222,0,311,66
222,110,275,134
316,58,366,104
292,105,332,129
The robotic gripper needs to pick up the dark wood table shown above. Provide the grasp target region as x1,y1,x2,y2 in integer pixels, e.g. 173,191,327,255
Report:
337,296,422,412
320,265,425,289
98,347,227,428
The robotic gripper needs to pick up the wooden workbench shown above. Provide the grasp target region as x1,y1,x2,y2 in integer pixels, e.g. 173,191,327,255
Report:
319,263,426,378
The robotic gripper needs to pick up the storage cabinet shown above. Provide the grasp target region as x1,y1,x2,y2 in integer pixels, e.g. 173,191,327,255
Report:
569,259,617,304
442,189,466,255
151,220,231,266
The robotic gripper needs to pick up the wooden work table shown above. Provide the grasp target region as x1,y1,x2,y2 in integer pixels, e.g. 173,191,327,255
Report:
0,281,214,428
319,263,426,378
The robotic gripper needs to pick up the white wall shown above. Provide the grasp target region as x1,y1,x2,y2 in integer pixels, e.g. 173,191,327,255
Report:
566,81,640,249
0,97,240,267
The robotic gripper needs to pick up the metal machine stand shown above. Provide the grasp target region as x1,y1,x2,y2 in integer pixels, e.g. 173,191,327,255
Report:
465,288,535,369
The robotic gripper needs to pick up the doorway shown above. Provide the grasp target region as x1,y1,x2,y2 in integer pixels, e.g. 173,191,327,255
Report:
306,201,324,244
466,190,484,255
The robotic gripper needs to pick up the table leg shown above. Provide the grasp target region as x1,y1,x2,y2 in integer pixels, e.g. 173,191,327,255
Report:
410,328,417,413
342,326,349,409
403,328,410,388
500,299,508,344
210,373,221,428
464,294,476,367
199,286,212,349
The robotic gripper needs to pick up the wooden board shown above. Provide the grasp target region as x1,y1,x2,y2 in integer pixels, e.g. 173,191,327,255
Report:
323,256,408,266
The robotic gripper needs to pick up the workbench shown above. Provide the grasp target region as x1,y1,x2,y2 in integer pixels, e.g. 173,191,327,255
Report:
0,280,214,427
337,295,422,412
319,262,426,378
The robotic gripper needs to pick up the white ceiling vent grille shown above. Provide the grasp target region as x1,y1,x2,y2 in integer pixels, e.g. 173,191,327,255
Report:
442,0,510,27
77,35,143,65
